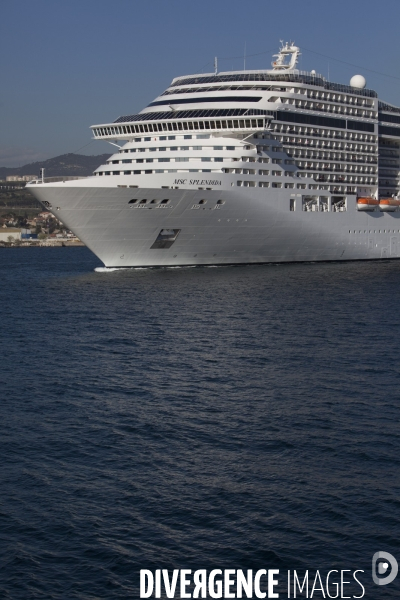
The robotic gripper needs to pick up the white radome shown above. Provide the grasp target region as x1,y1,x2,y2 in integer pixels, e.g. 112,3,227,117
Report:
350,74,366,89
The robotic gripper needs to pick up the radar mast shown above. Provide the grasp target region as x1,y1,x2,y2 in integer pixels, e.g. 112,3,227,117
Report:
272,41,300,71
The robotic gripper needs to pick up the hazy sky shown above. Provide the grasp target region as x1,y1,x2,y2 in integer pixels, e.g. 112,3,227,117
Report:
1,0,400,167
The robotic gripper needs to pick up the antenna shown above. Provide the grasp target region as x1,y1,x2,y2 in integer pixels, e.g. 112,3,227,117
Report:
244,42,246,71
214,56,218,75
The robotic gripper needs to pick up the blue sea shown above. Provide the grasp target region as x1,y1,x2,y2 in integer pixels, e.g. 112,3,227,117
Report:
0,247,399,599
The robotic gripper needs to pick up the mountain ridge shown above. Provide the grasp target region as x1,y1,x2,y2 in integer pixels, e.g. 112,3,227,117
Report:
0,153,111,179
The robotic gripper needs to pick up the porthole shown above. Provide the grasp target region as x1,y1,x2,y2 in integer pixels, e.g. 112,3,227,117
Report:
217,199,225,205
161,199,169,204
199,199,207,205
128,199,138,204
140,199,147,204
150,199,158,204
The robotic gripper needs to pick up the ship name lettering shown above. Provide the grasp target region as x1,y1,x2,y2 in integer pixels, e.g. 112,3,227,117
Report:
173,178,221,185
188,179,221,186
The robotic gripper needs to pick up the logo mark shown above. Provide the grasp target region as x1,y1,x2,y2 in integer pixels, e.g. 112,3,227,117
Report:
372,552,398,586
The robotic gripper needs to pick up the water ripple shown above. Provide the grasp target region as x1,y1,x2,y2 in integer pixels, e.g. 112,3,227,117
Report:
0,249,399,598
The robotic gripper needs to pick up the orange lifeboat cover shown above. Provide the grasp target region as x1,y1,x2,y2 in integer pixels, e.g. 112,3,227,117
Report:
379,198,400,206
357,197,378,205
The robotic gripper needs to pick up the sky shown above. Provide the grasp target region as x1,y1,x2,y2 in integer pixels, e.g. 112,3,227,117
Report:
1,0,400,167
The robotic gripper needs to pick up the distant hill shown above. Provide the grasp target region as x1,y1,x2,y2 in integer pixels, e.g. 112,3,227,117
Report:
0,153,111,179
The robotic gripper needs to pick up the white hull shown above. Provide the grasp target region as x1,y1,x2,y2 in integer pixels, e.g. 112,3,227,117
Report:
28,176,400,267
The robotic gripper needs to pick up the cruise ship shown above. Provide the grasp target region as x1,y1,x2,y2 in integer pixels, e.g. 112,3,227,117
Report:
27,43,400,267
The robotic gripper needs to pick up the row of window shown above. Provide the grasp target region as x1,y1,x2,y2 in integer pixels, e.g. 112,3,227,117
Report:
379,113,400,125
93,118,266,137
379,169,400,176
379,102,400,115
108,157,230,165
161,84,289,96
127,134,211,142
379,125,400,138
222,168,293,176
272,123,376,143
121,132,267,147
379,145,399,156
298,173,376,184
289,156,377,168
96,169,221,176
110,155,276,166
103,165,292,175
276,111,375,133
285,99,375,119
148,95,262,107
127,198,225,205
237,181,299,188
118,145,237,154
294,162,376,173
351,229,400,234
115,108,270,123
307,91,374,107
281,139,376,154
285,149,377,163
128,198,170,205
236,181,331,189
379,149,399,163
379,161,399,168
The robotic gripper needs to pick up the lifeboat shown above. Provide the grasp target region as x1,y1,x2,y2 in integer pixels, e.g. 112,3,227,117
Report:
357,197,379,211
379,198,400,212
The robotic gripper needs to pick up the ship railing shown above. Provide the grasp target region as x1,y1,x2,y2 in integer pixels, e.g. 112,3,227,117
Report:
29,176,87,185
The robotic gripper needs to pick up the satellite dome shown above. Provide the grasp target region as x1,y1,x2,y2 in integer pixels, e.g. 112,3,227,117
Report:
350,75,366,89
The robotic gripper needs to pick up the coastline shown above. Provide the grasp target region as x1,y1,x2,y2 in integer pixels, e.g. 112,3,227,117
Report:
0,240,85,248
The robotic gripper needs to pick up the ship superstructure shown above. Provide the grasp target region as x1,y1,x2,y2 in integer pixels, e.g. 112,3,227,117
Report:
27,43,400,266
